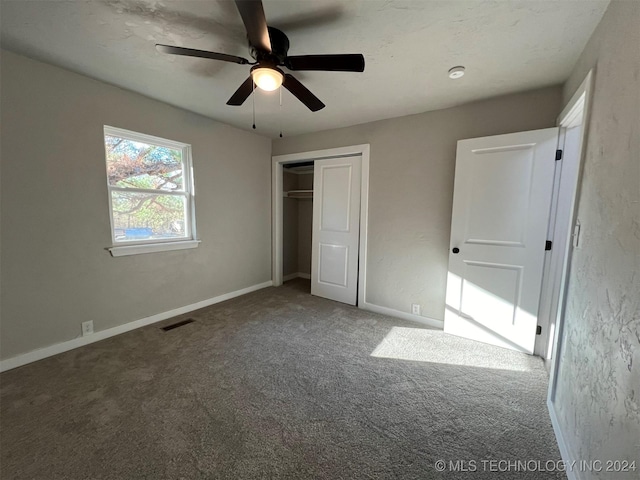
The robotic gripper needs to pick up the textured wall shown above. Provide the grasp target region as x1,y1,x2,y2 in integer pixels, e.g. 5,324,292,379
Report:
553,1,640,475
273,87,562,320
0,51,272,360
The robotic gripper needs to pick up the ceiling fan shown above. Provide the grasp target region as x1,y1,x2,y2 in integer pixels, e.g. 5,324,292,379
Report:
156,0,365,112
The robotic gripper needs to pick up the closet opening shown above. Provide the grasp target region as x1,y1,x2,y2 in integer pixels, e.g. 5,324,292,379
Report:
282,161,314,294
272,144,370,306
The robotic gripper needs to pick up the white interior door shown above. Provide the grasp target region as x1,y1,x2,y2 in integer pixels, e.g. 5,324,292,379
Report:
311,155,361,305
444,128,558,354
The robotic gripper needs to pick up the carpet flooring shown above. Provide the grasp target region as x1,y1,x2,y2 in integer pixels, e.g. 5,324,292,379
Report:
0,279,565,479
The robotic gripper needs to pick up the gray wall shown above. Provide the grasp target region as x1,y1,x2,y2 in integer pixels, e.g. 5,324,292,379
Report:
273,86,562,320
0,51,272,360
553,0,640,473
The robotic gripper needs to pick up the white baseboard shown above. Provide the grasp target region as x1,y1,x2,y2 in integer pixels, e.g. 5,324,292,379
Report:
0,280,273,373
360,302,444,329
548,399,579,480
283,272,311,282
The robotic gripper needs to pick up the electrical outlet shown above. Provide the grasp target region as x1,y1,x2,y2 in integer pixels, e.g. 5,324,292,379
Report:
411,304,421,315
81,320,94,336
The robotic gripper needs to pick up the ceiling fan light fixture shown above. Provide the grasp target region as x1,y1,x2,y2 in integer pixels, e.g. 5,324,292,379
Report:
252,67,283,91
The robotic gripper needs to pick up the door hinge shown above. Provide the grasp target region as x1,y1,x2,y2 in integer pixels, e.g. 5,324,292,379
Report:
545,240,552,251
555,149,563,161
536,325,542,335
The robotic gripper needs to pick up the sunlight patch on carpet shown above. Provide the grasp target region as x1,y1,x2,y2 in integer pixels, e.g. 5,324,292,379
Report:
371,326,539,372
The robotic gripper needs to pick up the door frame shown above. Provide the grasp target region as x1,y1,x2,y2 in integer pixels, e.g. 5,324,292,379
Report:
542,70,593,391
543,69,594,480
272,144,370,306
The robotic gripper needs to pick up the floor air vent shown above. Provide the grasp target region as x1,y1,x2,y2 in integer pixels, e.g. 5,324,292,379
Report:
161,319,195,331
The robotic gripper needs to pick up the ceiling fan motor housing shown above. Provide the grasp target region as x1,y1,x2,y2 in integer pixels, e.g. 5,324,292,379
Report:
250,27,290,65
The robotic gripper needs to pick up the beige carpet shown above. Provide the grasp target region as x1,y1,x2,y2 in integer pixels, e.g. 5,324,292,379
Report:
0,279,565,479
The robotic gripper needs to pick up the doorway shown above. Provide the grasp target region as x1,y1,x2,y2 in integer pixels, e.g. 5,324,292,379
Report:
272,144,371,306
545,70,593,387
444,70,593,357
538,71,594,362
282,161,314,293
443,127,559,354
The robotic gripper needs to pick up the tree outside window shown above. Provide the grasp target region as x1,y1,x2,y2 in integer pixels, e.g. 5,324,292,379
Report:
104,126,196,245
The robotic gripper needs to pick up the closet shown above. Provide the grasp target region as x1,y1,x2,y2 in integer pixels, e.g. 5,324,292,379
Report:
282,161,314,290
273,146,367,306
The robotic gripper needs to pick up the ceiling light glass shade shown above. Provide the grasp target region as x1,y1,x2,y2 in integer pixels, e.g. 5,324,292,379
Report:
252,67,284,91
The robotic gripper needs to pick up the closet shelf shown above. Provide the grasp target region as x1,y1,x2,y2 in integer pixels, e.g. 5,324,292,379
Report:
284,189,313,199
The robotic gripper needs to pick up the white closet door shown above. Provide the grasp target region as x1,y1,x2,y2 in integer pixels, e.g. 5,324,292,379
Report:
311,156,361,305
444,128,558,354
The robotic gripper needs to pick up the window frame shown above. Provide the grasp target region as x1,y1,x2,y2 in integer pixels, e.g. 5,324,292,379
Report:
103,125,199,257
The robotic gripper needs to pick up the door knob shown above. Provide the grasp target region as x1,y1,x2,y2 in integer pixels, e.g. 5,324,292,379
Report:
452,247,460,254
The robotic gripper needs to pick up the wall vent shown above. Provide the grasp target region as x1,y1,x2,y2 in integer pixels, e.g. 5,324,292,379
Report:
161,319,195,331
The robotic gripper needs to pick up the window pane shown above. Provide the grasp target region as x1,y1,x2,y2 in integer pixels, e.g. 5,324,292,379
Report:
105,134,184,191
111,191,188,242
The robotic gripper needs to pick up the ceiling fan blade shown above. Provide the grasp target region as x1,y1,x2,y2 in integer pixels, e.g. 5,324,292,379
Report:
156,44,250,65
226,77,256,106
271,5,344,33
283,74,325,112
234,0,271,52
286,54,365,72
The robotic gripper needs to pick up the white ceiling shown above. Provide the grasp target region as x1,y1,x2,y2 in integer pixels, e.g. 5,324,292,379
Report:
1,0,608,138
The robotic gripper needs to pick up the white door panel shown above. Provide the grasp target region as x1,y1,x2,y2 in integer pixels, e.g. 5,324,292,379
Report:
312,156,361,305
318,243,349,286
444,128,558,354
320,166,353,231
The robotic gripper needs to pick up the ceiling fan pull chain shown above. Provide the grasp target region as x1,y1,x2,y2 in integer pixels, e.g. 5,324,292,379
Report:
279,86,283,138
252,77,256,130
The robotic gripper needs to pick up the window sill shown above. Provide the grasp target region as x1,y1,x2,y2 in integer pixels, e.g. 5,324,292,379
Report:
108,240,200,257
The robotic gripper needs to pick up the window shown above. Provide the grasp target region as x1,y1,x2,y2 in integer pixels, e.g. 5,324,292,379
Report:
103,126,198,256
